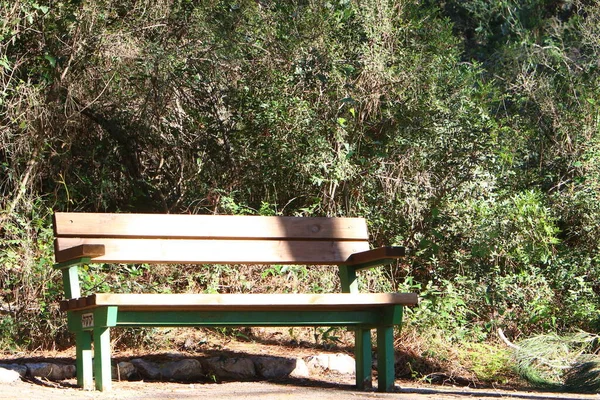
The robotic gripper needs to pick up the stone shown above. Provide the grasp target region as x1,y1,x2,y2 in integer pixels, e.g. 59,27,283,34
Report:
130,358,203,381
130,359,163,380
0,367,22,383
164,359,203,381
306,354,330,370
306,353,355,375
253,356,310,379
289,358,310,379
326,353,355,375
0,364,27,378
26,363,76,381
254,357,296,379
183,337,195,350
113,361,137,381
203,357,255,381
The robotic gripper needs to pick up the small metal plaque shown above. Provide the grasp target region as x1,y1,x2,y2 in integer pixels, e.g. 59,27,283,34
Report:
81,313,94,328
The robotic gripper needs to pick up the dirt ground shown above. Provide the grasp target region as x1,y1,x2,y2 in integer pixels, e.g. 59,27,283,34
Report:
1,334,599,400
2,376,600,400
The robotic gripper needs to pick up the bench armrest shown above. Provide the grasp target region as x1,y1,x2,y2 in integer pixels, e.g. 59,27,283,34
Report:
54,244,105,266
53,245,105,300
345,246,405,270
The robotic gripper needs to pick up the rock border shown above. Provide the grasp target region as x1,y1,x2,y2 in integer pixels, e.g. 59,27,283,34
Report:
0,352,355,384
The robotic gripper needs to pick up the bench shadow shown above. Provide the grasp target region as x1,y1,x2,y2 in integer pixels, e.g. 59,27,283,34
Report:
269,375,591,400
0,355,75,364
392,387,592,400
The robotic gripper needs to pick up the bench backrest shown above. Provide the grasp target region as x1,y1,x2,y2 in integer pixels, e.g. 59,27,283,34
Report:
53,213,371,265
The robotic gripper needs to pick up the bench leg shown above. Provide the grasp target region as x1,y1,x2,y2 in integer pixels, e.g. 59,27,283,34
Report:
376,326,395,392
75,331,93,390
93,327,112,391
355,328,373,389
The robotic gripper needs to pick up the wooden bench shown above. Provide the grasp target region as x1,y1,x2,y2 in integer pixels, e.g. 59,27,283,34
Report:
52,212,417,392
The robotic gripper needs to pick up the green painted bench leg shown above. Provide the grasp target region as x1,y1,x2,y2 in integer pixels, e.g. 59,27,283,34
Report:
355,328,373,389
93,326,112,391
376,326,395,392
75,331,93,390
341,265,375,389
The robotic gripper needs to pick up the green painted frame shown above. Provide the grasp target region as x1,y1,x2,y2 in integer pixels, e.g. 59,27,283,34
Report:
55,255,408,392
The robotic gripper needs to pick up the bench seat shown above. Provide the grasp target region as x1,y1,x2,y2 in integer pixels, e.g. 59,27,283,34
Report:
61,293,418,313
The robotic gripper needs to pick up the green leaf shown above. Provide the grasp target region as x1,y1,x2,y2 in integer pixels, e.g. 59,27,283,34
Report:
44,54,56,68
0,56,10,70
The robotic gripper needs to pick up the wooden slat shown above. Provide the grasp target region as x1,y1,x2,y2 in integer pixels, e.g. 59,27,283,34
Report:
346,246,405,266
54,237,370,264
60,293,419,312
53,213,369,240
53,244,106,263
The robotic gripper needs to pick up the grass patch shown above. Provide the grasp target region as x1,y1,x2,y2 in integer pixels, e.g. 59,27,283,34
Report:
457,342,514,384
396,329,522,387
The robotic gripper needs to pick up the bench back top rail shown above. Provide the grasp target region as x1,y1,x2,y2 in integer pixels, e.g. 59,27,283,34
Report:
53,212,372,264
53,213,369,240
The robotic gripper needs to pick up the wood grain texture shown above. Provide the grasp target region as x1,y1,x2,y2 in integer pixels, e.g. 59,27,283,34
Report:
60,292,419,312
53,213,369,240
54,244,106,263
346,246,405,265
54,237,370,264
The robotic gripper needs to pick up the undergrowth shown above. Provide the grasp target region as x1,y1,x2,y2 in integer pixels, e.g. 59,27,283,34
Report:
512,331,600,392
395,328,520,387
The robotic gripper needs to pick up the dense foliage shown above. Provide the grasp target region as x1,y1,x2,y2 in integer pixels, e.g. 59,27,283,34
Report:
1,0,599,368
